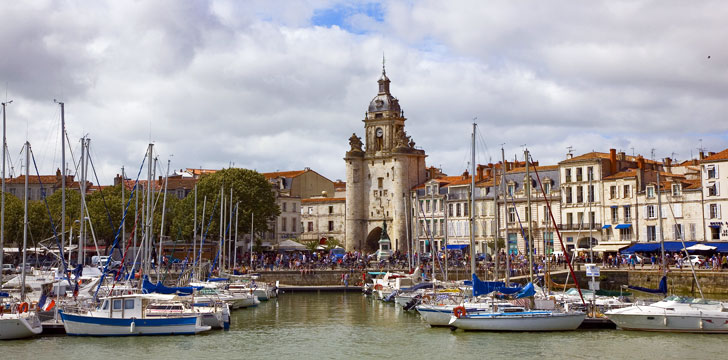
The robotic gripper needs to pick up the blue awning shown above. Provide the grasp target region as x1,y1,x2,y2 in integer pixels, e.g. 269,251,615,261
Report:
615,224,632,229
621,243,659,253
610,205,618,208
602,224,611,229
445,244,469,250
706,242,728,253
709,224,721,228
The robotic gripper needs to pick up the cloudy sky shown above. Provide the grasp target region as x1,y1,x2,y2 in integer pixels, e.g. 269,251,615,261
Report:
1,0,726,185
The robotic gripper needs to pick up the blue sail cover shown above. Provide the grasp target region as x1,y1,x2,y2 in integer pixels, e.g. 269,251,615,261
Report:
0,292,9,297
401,282,433,292
472,274,523,296
627,275,667,294
142,277,202,296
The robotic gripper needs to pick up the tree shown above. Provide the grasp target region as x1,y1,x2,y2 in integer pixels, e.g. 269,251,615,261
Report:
170,168,279,243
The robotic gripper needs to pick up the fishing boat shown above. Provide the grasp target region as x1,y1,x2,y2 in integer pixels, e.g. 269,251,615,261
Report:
606,296,728,333
60,293,211,336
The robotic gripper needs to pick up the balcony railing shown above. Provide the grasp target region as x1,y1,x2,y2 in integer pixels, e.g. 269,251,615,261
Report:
558,223,602,231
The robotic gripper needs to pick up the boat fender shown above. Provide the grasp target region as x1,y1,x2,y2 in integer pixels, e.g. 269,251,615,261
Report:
18,302,29,314
130,318,136,333
663,316,668,327
700,319,704,330
374,284,383,291
453,306,467,319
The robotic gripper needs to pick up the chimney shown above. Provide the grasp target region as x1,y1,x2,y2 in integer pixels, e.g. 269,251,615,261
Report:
477,165,484,180
485,167,492,178
664,157,672,173
462,170,469,179
618,151,626,161
637,156,645,169
609,149,617,174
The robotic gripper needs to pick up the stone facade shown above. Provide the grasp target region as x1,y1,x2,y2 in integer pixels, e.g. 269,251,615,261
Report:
345,68,427,252
300,197,346,246
702,149,728,240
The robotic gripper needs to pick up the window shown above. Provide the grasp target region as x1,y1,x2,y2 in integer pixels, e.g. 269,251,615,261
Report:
448,204,453,217
577,212,584,226
124,299,135,310
440,220,444,236
647,226,657,241
456,203,461,217
543,182,551,194
565,168,572,183
328,221,334,231
587,166,594,181
426,200,430,212
508,207,516,223
710,204,721,219
508,184,515,197
672,184,681,196
708,182,719,196
711,227,720,240
292,203,296,212
543,206,549,223
647,186,655,198
102,300,109,310
292,221,296,232
588,185,595,202
565,187,572,203
377,177,383,188
113,299,123,310
307,222,313,232
624,205,631,222
281,217,287,232
623,184,630,198
620,226,633,241
611,207,619,223
707,165,717,179
440,199,444,211
610,186,617,199
282,202,287,212
566,212,573,226
589,211,595,227
576,186,583,203
307,207,313,215
673,224,684,240
690,223,696,240
464,203,469,217
647,205,656,219
328,206,334,214
576,167,583,182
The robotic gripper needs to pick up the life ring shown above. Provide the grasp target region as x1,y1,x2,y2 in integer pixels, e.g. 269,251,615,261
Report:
18,302,29,314
453,306,467,319
421,294,432,302
374,284,383,291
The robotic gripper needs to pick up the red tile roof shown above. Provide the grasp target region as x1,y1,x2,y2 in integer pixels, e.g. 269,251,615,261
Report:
262,170,306,179
702,148,728,162
603,169,638,180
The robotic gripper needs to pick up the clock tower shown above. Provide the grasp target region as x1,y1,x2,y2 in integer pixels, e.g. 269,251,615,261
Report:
344,64,427,252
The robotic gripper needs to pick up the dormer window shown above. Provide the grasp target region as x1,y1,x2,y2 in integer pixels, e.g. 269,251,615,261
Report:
647,186,655,198
671,184,681,196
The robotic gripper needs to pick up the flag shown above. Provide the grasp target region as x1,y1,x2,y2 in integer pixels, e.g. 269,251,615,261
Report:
42,299,55,311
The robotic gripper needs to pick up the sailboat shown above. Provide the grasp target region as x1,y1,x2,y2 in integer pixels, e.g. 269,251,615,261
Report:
447,141,585,331
1,139,44,340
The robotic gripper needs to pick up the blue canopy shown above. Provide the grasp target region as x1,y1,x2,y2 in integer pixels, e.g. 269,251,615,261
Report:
401,282,433,292
445,244,469,250
206,277,229,282
615,224,632,229
514,282,536,299
472,274,523,296
0,292,9,297
142,277,202,296
601,224,611,229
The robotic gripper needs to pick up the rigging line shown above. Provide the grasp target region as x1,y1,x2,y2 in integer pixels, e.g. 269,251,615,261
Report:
528,153,585,305
87,148,118,244
64,130,80,177
194,186,221,280
664,186,704,298
475,124,491,166
29,147,72,286
418,203,446,280
93,150,148,300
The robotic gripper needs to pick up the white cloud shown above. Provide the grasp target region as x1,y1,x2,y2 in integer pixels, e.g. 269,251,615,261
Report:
0,0,726,187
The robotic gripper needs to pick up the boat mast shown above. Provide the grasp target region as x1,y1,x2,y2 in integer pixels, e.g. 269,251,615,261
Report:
589,172,593,263
193,184,197,274
250,212,254,269
121,166,125,251
469,122,476,285
0,100,9,287
145,143,153,276
78,137,86,265
525,148,534,283
198,196,206,280
218,185,224,274
492,162,499,281
21,141,30,302
234,201,239,269
158,158,170,280
657,163,666,273
502,147,510,283
228,188,233,271
403,195,411,271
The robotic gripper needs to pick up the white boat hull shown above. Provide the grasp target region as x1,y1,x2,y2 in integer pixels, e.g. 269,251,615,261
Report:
0,313,43,340
450,311,585,331
60,311,210,336
606,296,728,333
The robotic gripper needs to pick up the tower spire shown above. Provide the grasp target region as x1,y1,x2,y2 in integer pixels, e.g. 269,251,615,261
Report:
382,53,386,76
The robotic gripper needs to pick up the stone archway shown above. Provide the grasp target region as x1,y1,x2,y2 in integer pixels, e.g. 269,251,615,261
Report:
365,227,382,253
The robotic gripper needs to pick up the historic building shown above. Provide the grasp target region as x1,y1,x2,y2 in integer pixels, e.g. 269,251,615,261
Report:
702,149,728,240
344,66,427,252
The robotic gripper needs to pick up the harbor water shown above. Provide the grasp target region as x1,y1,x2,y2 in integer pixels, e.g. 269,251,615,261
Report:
2,291,725,359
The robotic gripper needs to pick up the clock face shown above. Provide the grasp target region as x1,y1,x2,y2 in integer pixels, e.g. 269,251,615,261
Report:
376,128,383,137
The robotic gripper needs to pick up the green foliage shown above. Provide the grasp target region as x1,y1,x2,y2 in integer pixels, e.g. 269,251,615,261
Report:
487,238,506,252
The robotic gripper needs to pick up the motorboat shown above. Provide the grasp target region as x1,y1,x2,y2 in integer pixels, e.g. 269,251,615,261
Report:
0,295,43,340
60,293,211,336
606,295,728,333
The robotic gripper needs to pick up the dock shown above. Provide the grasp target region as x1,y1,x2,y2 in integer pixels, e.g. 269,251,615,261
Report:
277,285,362,293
